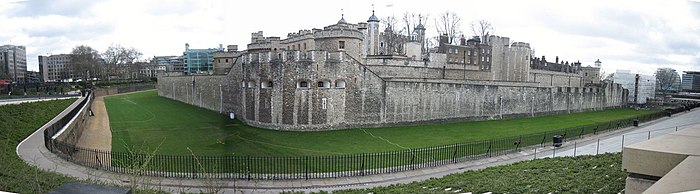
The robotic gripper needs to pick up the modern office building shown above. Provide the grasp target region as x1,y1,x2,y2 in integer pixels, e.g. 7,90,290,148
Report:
0,45,27,83
613,69,656,104
153,55,185,72
183,43,222,75
39,54,75,82
682,71,700,92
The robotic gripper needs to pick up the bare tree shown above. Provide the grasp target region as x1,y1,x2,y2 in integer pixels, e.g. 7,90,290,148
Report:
655,68,680,98
471,19,494,44
434,11,462,44
69,45,100,81
102,45,142,81
382,16,406,55
402,12,415,38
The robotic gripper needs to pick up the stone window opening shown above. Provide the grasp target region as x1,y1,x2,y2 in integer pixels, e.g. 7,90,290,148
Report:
335,80,346,88
261,80,273,89
318,80,331,89
339,41,345,50
297,81,310,89
322,98,327,110
247,81,255,88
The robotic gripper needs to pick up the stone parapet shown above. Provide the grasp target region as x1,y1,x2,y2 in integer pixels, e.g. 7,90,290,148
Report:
622,124,700,194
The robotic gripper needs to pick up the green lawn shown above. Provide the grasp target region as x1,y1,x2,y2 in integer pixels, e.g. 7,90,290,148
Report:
0,99,77,193
309,153,627,194
107,90,658,157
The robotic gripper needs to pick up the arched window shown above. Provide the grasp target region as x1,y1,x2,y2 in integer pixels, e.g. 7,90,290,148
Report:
335,80,346,89
318,80,331,89
297,81,310,89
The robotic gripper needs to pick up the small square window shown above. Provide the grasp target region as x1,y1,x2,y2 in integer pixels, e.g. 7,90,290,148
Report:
335,80,346,88
339,41,345,50
318,81,330,88
298,81,309,88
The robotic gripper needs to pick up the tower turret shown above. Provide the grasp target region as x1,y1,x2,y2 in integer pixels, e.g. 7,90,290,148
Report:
366,6,380,55
337,9,348,25
414,16,426,57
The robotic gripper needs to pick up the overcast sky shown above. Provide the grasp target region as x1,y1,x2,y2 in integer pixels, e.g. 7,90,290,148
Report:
1,0,699,75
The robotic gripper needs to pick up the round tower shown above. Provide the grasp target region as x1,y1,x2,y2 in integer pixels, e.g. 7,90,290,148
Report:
366,7,380,55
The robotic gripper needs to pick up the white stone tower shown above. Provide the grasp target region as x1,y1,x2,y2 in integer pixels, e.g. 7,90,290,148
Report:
366,6,380,55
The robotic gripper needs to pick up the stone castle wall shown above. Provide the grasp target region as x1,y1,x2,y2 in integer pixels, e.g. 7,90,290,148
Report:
158,50,627,131
530,69,583,87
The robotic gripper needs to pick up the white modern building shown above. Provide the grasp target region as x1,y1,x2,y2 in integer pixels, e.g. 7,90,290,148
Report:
613,69,656,104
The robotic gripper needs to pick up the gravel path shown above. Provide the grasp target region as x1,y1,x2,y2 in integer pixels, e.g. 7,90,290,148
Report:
75,96,112,152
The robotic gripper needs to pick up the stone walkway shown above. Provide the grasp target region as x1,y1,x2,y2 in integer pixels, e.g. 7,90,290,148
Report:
15,107,700,194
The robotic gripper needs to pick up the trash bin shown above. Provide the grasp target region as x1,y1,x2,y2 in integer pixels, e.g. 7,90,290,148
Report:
666,111,672,117
633,119,639,127
553,135,563,147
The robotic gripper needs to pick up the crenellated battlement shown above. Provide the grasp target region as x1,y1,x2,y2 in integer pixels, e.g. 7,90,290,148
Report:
243,50,352,64
313,28,364,40
511,42,530,48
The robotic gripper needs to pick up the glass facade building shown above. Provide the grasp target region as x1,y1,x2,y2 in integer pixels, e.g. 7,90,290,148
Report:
183,47,219,75
682,71,700,92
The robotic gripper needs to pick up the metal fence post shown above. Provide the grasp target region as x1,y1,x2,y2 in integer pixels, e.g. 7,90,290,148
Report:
534,147,537,159
573,141,577,157
596,139,600,155
621,135,625,152
305,156,309,180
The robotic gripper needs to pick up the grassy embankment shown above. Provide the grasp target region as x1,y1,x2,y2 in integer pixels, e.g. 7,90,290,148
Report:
108,90,658,156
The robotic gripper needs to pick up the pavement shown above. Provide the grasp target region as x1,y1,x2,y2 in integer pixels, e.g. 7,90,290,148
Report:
15,108,700,194
0,96,78,106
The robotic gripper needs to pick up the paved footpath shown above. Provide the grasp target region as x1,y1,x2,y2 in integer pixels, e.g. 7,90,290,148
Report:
0,96,77,106
16,109,700,194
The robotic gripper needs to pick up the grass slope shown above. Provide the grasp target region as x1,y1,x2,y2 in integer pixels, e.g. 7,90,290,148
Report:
318,153,627,194
108,90,657,156
0,99,77,193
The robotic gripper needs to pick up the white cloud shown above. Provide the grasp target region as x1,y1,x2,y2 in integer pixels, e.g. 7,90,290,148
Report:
0,0,698,75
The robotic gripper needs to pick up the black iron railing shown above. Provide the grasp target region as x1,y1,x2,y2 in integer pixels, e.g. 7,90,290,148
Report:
42,102,700,180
